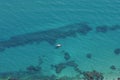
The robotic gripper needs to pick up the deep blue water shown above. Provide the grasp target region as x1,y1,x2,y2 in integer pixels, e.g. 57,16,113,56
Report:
0,0,120,79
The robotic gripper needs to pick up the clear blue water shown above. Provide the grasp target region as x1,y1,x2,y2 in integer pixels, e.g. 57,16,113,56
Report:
0,0,120,79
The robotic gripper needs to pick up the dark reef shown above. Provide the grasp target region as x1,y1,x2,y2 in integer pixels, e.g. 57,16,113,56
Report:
0,70,104,80
110,25,120,31
64,52,71,61
83,70,104,80
96,26,108,33
1,22,120,79
114,48,120,55
95,24,120,33
118,78,120,80
66,60,78,68
86,53,92,59
54,63,66,73
0,23,92,52
1,22,120,52
52,60,79,74
26,65,41,73
110,65,116,70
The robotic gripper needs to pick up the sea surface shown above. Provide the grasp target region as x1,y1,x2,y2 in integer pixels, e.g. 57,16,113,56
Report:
0,0,120,80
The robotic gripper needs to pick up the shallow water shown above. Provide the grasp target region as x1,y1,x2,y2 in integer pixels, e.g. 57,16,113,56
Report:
0,0,120,80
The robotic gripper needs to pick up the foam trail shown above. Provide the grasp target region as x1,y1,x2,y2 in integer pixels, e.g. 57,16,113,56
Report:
0,23,92,52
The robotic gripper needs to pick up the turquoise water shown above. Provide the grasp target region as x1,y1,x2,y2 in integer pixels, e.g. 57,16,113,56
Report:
0,0,120,80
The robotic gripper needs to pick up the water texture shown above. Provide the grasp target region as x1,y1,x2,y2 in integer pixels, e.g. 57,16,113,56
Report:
0,0,120,80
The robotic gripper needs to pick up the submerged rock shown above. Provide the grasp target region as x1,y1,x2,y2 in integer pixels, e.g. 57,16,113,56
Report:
110,65,116,70
54,63,66,73
64,52,71,61
114,48,120,55
117,77,120,80
86,53,92,59
52,60,79,74
83,70,104,80
77,23,92,35
26,65,41,73
74,67,82,74
66,61,78,68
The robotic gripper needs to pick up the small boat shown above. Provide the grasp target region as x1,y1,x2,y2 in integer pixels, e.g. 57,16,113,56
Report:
55,43,62,49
